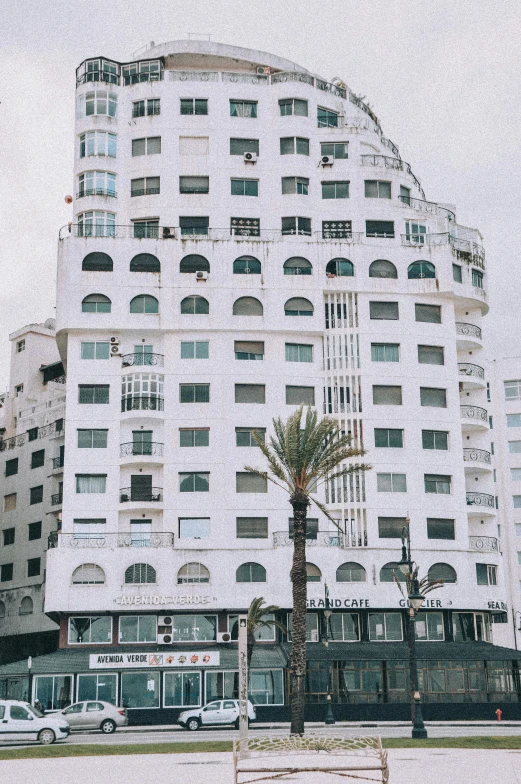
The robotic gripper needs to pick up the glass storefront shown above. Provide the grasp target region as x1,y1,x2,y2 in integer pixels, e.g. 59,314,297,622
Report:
34,675,72,710
121,671,160,708
164,672,201,707
206,670,284,705
77,673,118,703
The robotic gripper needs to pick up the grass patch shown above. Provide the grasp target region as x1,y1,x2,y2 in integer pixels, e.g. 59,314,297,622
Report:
383,736,521,750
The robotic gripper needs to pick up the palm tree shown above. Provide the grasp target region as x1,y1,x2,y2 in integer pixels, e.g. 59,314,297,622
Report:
246,597,286,669
245,405,369,735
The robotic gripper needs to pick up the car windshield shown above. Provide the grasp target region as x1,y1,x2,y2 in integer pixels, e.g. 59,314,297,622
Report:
28,705,44,718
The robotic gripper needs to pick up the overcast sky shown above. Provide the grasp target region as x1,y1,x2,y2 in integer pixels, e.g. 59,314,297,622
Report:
0,0,519,389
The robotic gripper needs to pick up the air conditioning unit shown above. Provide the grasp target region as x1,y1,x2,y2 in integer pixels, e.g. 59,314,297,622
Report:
158,615,173,626
162,227,175,239
217,632,233,643
110,336,120,345
244,152,258,163
310,629,319,643
256,66,271,75
110,344,121,356
196,270,208,281
320,156,334,166
158,633,173,644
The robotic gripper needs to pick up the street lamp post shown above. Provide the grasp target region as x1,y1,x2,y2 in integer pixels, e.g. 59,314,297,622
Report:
398,524,428,740
512,610,521,651
323,582,336,725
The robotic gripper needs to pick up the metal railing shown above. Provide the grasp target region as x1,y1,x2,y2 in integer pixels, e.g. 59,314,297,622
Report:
273,531,345,547
466,492,495,508
120,442,164,458
271,71,314,86
222,71,268,84
469,535,499,552
76,71,119,86
169,70,219,82
77,188,117,198
121,395,164,412
131,188,161,197
49,532,174,548
121,353,164,368
458,363,485,380
361,154,424,194
316,78,346,98
51,456,64,469
456,322,482,340
460,405,488,423
398,194,455,221
0,419,64,452
463,448,491,465
119,487,163,502
51,492,63,506
400,231,486,265
123,72,163,85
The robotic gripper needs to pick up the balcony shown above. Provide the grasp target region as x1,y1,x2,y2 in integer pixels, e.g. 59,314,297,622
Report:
460,405,488,431
463,448,492,472
77,188,117,199
51,456,64,471
361,155,424,195
121,395,164,413
51,492,63,506
273,531,345,548
456,322,482,348
466,492,495,512
121,353,164,368
119,487,162,503
458,363,485,388
48,532,174,548
398,194,455,222
469,536,499,554
120,442,164,458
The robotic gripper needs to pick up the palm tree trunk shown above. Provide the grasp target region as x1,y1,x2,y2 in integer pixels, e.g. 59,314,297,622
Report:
247,631,255,670
290,497,309,735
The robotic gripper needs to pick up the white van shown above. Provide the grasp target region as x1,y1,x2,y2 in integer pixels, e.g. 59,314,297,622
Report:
0,700,70,744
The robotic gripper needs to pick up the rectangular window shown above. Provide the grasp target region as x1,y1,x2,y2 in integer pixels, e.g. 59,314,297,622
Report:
169,614,216,641
369,301,399,320
179,136,209,155
505,380,521,401
281,216,311,235
121,672,160,709
287,612,319,642
418,345,445,365
368,612,403,641
371,343,399,362
373,385,402,405
427,518,455,539
28,521,42,541
73,519,106,542
179,176,209,194
286,386,315,405
178,518,210,538
16,339,25,352
513,495,521,508
405,220,426,244
230,100,257,118
374,428,403,448
0,563,13,582
27,557,41,577
81,341,110,360
3,493,16,512
415,304,442,323
235,384,265,404
280,137,309,155
75,475,107,494
179,384,210,403
133,219,159,239
30,486,43,505
364,180,392,198
512,469,521,481
377,473,407,492
507,414,521,427
420,387,447,408
2,528,14,546
327,613,360,641
77,429,108,448
68,617,112,645
180,98,208,115
366,220,394,238
131,176,160,196
132,136,161,156
15,384,23,396
180,341,209,359
133,98,160,117
5,458,18,477
34,676,72,711
179,472,210,493
236,472,268,493
317,107,338,127
279,98,308,116
231,179,258,196
164,672,201,708
472,269,484,288
80,130,117,158
378,517,408,538
422,430,448,450
230,138,259,155
282,176,309,195
234,340,264,360
321,181,349,199
179,429,209,447
27,427,38,441
452,263,463,283
476,563,497,586
235,427,266,446
119,615,157,643
415,612,444,641
320,141,348,159
78,384,110,404
236,517,268,538
285,343,313,363
399,184,411,203
424,474,451,494
30,450,45,469
179,216,209,236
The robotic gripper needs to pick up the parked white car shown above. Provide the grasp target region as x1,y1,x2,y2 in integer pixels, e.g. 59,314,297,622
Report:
178,699,256,731
59,701,128,733
0,700,70,745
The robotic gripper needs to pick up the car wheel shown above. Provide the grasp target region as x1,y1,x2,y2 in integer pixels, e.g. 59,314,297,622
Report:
38,729,56,745
100,719,116,734
187,718,200,731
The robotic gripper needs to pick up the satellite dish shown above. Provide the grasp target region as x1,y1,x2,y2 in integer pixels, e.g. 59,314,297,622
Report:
44,318,56,330
64,195,73,204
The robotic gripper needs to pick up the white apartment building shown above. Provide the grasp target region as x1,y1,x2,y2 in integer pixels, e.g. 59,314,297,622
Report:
2,40,519,721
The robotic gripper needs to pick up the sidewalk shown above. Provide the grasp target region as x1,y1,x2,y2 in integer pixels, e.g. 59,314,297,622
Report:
118,719,521,733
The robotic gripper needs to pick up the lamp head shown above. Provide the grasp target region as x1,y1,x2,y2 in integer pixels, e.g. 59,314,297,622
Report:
408,579,425,611
398,543,410,575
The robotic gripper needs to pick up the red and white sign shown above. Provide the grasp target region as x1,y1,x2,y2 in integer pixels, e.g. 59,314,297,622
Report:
89,651,220,669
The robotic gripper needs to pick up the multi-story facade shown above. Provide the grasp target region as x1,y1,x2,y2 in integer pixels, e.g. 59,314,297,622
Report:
1,40,519,721
0,321,63,671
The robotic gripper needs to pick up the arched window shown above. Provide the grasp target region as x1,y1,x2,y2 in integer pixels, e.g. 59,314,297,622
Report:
130,253,160,272
428,562,457,583
180,254,210,273
283,257,312,275
380,562,406,582
233,256,261,274
82,252,113,271
124,563,156,584
130,295,159,314
336,562,366,583
19,597,33,616
369,260,398,279
0,600,5,619
233,297,263,316
284,297,313,316
82,293,111,313
177,562,210,584
305,563,321,582
326,258,354,277
181,295,209,314
408,261,436,279
72,564,105,585
236,562,267,583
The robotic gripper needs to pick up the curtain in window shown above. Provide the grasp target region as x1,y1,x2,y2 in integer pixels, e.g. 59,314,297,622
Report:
230,102,257,118
76,475,106,493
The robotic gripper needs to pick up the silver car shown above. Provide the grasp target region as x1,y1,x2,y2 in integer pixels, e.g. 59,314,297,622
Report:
59,700,128,733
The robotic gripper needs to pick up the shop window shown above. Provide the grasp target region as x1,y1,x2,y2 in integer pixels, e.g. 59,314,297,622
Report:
121,672,160,708
164,672,201,707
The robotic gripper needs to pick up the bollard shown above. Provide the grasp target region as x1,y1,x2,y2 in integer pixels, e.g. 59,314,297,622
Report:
495,708,502,722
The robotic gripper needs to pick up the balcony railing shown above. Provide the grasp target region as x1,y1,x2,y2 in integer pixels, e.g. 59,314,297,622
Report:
51,456,64,469
469,535,499,553
273,531,345,548
0,419,64,452
48,532,174,548
51,492,63,506
119,487,163,502
361,154,423,194
120,442,164,458
77,188,116,199
121,395,164,412
123,72,163,85
271,71,314,86
121,353,164,368
76,71,119,86
463,448,491,465
456,322,482,340
466,492,495,509
458,363,485,380
460,405,488,423
398,194,455,222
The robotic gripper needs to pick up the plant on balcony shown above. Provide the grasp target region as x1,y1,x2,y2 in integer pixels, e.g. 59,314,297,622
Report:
244,405,369,735
246,597,286,669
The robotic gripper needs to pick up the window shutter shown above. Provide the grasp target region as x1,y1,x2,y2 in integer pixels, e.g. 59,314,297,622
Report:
372,385,402,405
236,472,267,493
235,384,265,403
132,138,146,156
147,136,161,154
420,387,447,407
378,517,408,538
418,345,444,365
236,517,268,538
415,304,441,323
234,341,264,355
369,301,399,319
286,386,315,405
